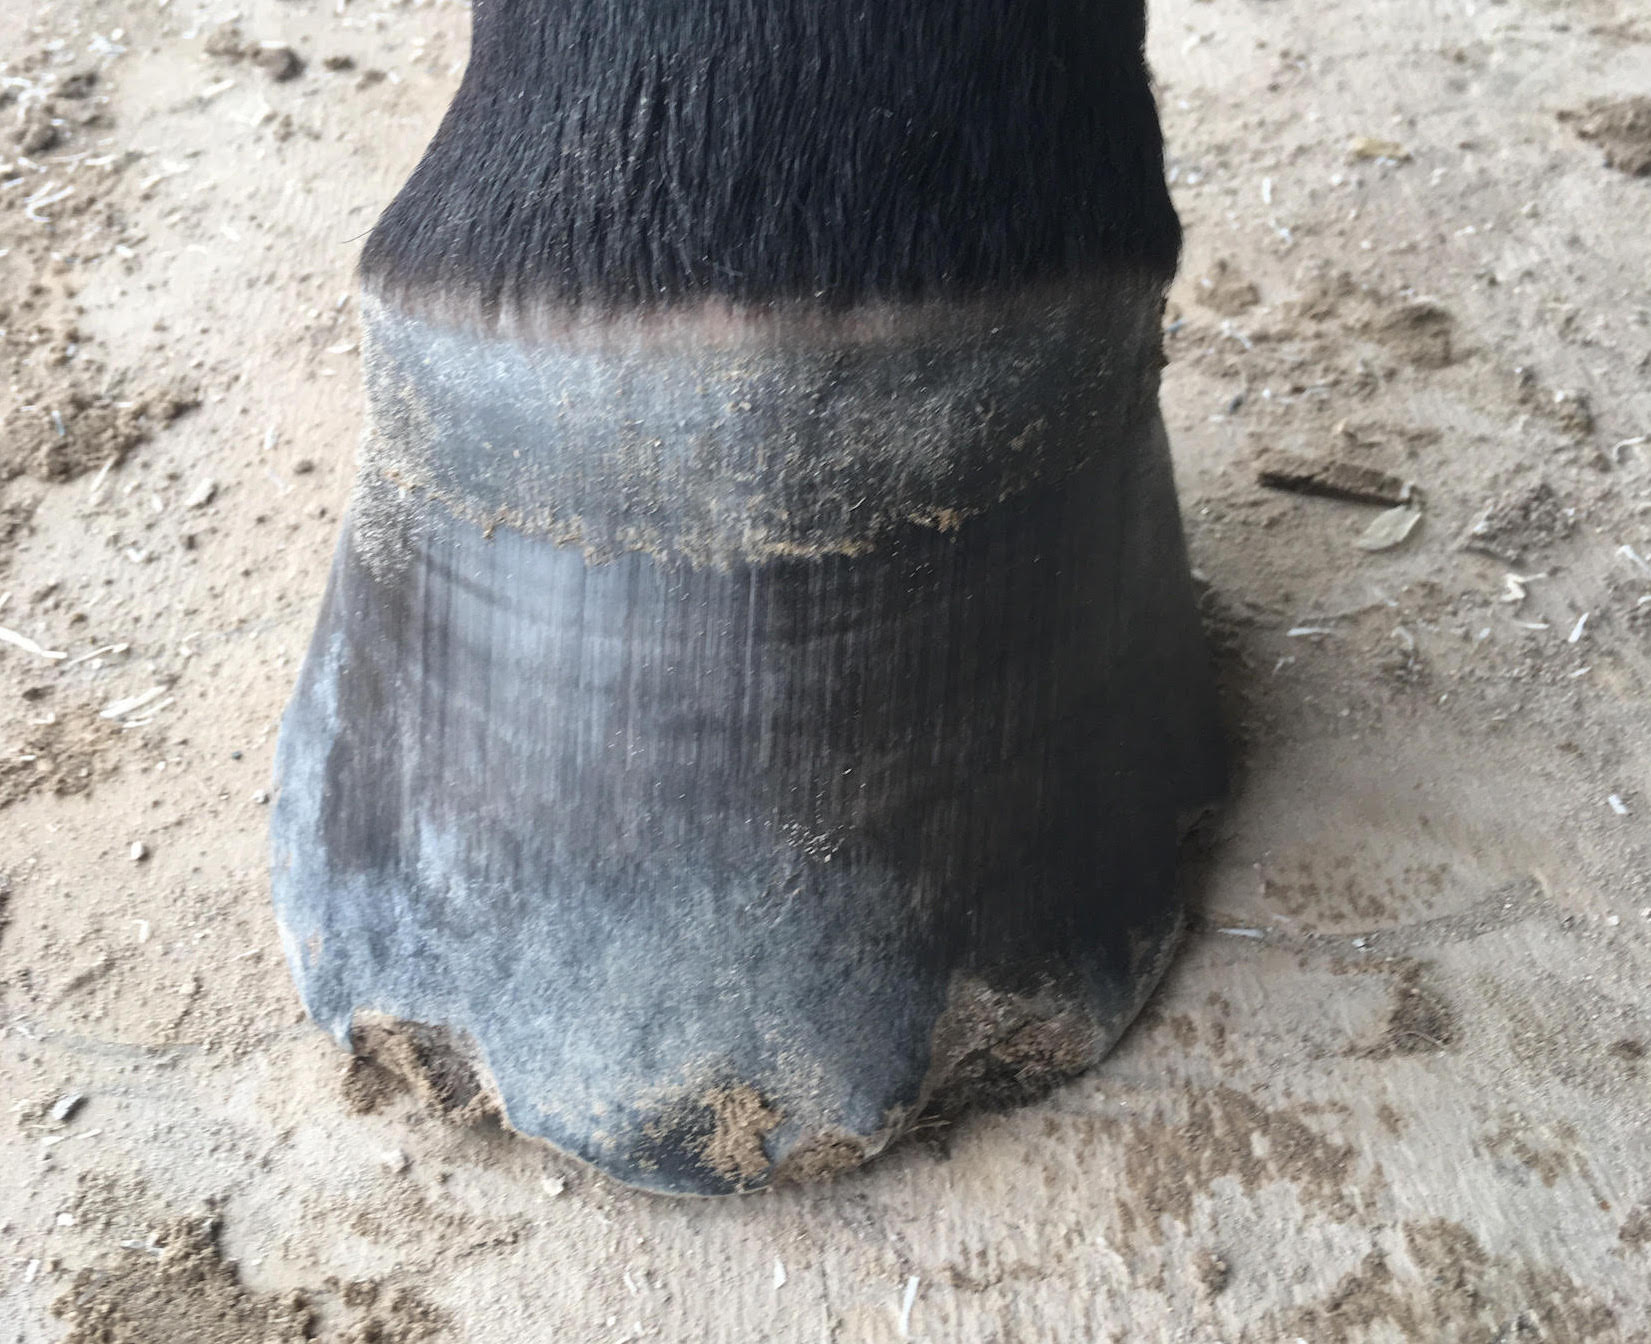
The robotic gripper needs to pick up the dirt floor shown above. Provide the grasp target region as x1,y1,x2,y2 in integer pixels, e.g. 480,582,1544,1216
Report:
1,0,1649,1338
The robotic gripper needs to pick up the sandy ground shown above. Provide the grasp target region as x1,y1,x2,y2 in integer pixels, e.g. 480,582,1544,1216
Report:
1,0,1650,1339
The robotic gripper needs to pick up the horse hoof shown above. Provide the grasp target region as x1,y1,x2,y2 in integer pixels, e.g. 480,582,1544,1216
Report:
270,277,1224,1195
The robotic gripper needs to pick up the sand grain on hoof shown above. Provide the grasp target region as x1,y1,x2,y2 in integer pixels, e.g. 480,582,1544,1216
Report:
697,1084,783,1185
920,977,1110,1125
349,1016,501,1126
639,1082,784,1189
773,1133,870,1185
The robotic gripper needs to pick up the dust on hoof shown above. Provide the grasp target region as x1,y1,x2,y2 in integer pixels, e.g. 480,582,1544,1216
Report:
347,1015,501,1127
633,1082,785,1194
772,1134,871,1186
920,978,1106,1125
924,1016,1096,1120
324,969,1167,1193
639,975,1137,1192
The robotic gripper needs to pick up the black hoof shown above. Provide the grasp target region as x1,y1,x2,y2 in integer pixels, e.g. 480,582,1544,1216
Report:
270,279,1224,1195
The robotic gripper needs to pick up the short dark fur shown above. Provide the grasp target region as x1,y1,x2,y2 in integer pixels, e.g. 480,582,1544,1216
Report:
362,0,1180,312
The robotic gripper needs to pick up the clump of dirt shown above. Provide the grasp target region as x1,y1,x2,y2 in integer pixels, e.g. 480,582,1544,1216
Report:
1283,1249,1420,1339
15,101,63,155
55,69,98,100
0,498,34,574
340,1053,410,1115
6,61,105,152
203,20,248,58
1483,1123,1573,1187
1406,1219,1618,1341
1285,268,1459,368
4,85,109,168
349,1017,501,1125
329,1279,448,1344
1195,1249,1231,1297
0,714,112,810
1562,97,1651,176
1,57,198,502
0,392,145,481
66,1169,154,1235
1459,480,1575,563
0,384,197,483
254,46,305,83
693,1083,782,1186
1171,263,1469,432
1194,258,1260,316
1513,366,1595,439
0,286,86,376
1403,1218,1489,1301
773,1132,867,1185
51,1215,315,1344
1360,299,1457,370
1278,1219,1621,1341
1217,267,1460,405
1289,267,1363,323
1620,1207,1651,1249
202,21,306,81
1363,962,1458,1058
1110,1085,1362,1234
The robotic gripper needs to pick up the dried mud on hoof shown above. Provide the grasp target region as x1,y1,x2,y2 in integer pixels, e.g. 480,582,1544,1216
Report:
343,1014,503,1128
919,977,1121,1125
637,1083,787,1193
339,956,1180,1197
